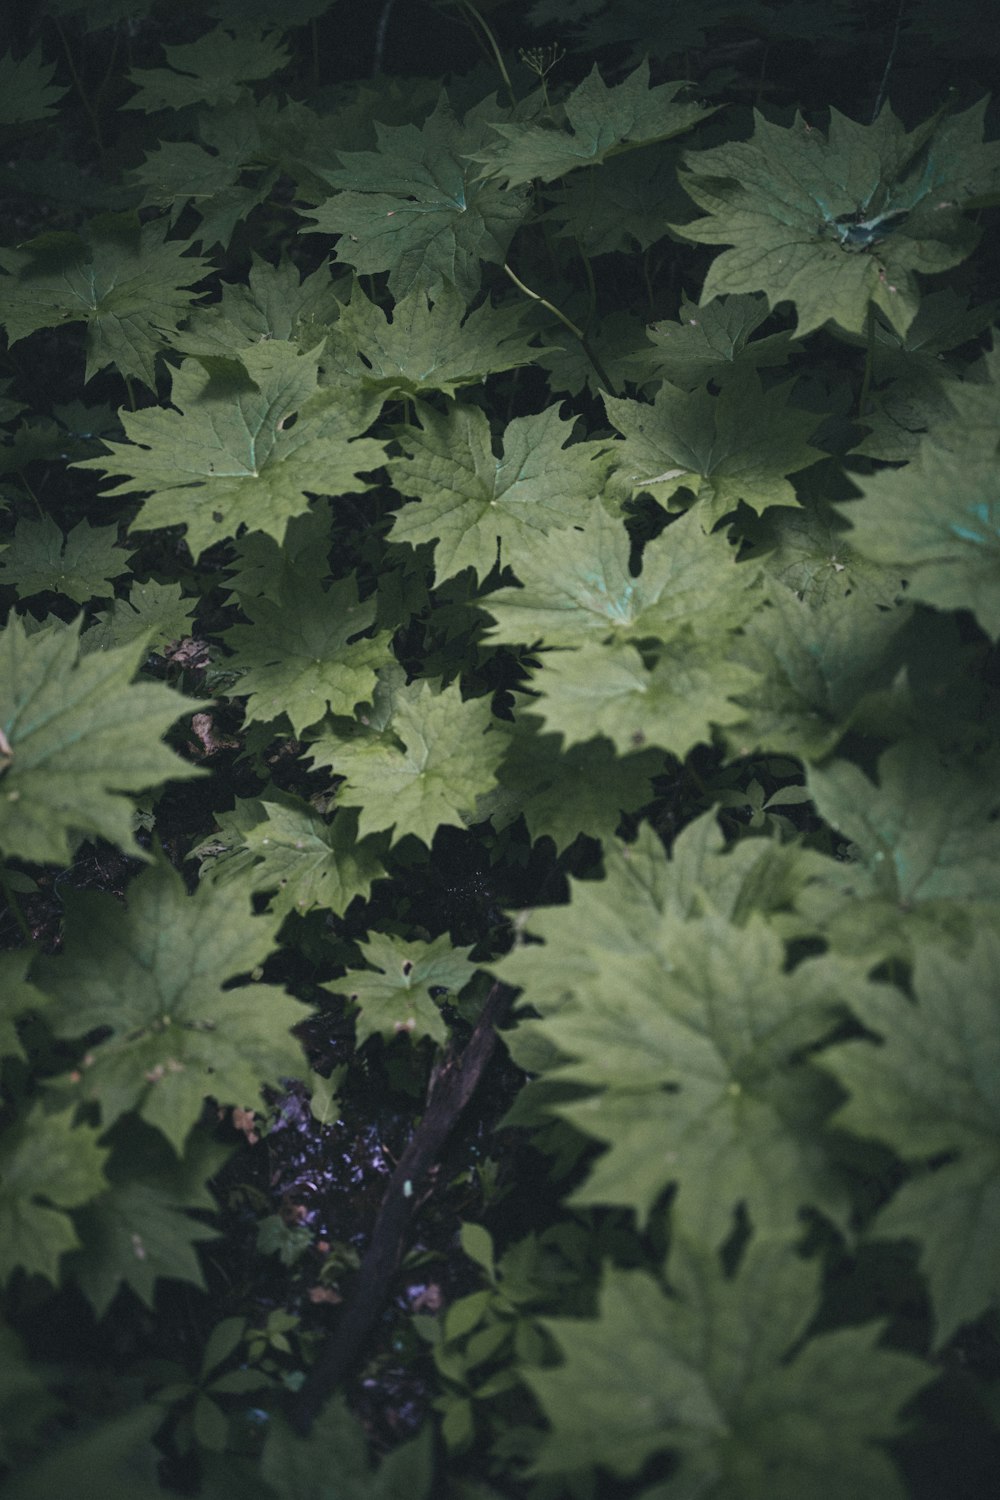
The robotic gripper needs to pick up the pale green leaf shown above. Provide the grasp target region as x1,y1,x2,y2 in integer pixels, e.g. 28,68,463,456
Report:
481,717,663,850
32,855,308,1153
807,739,1000,906
526,1238,930,1494
301,95,530,301
76,342,386,560
528,636,758,757
173,252,344,356
823,931,1000,1346
0,614,205,867
624,292,798,390
323,282,537,400
471,62,713,187
837,447,1000,639
483,502,760,648
328,931,479,1047
192,797,386,918
82,580,199,655
387,401,611,583
674,101,999,336
307,679,503,846
604,370,823,524
222,574,393,734
743,504,905,608
535,913,850,1234
728,587,912,761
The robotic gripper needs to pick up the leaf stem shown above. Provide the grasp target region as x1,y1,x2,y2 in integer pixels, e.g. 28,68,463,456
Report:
502,262,615,392
452,1,516,108
53,18,106,163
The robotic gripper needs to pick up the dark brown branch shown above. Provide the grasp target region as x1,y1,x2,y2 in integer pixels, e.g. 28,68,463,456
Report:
289,980,512,1436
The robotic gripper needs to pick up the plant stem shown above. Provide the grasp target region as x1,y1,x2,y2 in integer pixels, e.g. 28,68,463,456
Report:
503,262,615,392
453,0,516,108
53,18,106,163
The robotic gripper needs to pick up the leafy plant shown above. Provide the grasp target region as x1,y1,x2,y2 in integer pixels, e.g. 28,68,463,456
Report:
0,2,998,1496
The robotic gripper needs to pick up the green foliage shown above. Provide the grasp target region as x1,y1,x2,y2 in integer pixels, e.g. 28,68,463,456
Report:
0,615,205,865
0,5,997,1495
32,854,307,1152
526,1237,931,1495
0,217,210,389
675,100,1000,336
77,342,385,559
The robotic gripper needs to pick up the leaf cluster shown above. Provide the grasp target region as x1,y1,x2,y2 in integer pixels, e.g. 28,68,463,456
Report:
0,2,998,1496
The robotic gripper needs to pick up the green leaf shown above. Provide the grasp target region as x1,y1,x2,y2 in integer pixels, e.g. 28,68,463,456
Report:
0,613,205,866
300,94,530,300
482,502,760,648
387,401,610,583
481,718,663,851
329,931,479,1047
807,739,1000,906
222,574,393,733
76,342,386,560
0,218,211,390
625,292,799,391
728,587,912,761
528,636,758,758
526,1238,929,1493
307,679,503,846
0,47,68,125
322,282,537,400
0,1105,108,1284
604,370,822,524
68,1132,227,1316
124,26,289,112
822,930,1000,1347
32,854,307,1153
82,580,199,655
192,798,386,919
674,101,1000,336
742,504,904,608
129,100,291,252
471,62,713,187
837,447,1000,639
172,252,343,356
529,911,850,1234
0,514,130,605
544,141,691,257
0,949,46,1061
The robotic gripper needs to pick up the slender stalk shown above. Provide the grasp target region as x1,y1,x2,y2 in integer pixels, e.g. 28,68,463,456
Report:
53,18,106,162
503,262,615,392
453,0,516,108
